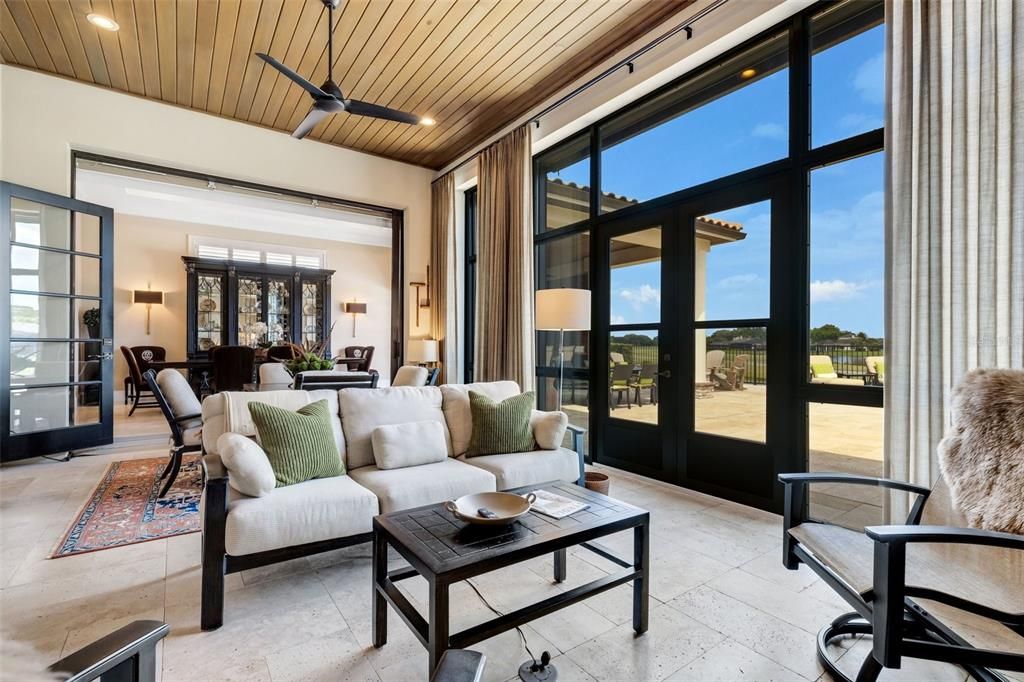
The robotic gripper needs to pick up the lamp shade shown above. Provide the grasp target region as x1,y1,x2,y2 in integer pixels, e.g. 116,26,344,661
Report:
535,288,590,331
133,290,163,305
407,338,438,363
344,302,367,314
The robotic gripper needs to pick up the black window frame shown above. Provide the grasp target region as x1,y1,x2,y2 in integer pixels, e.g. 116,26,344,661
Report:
464,186,477,383
531,0,886,457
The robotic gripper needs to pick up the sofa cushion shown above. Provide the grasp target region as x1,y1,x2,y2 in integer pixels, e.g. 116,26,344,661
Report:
340,386,451,470
348,458,496,513
217,432,276,497
223,476,378,556
441,381,521,455
467,391,535,457
530,410,569,450
371,420,448,470
201,389,344,463
249,400,345,487
459,448,581,490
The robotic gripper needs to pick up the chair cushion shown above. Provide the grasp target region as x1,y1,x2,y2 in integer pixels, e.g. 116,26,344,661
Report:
258,362,293,385
223,476,378,556
340,386,451,470
248,400,345,487
392,365,429,387
217,432,276,497
371,420,448,470
467,391,535,457
348,458,496,513
441,381,521,456
789,523,1024,613
156,369,202,418
458,448,581,490
530,410,568,450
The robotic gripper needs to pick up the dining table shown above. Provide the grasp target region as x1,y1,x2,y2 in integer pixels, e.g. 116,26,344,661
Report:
148,359,215,395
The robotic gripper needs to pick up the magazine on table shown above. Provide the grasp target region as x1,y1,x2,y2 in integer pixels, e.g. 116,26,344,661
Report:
529,489,589,519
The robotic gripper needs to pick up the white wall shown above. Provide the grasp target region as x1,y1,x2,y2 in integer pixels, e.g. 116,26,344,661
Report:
0,65,433,356
113,214,392,386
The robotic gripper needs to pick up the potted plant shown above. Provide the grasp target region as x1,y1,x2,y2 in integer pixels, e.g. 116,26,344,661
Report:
82,307,101,338
281,321,338,374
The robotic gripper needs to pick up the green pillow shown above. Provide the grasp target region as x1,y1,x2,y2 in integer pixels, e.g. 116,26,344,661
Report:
874,359,885,379
466,391,535,457
248,399,344,487
810,361,835,377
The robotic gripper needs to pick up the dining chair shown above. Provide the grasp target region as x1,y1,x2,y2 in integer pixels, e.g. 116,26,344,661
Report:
144,369,202,497
293,371,379,390
265,345,297,362
258,361,293,385
130,345,166,375
342,345,375,372
211,346,256,392
121,346,159,415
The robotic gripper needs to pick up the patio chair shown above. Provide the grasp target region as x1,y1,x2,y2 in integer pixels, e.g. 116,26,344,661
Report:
727,354,748,390
865,356,885,385
632,364,658,405
705,349,725,381
609,363,633,409
779,368,1023,682
609,351,626,366
809,354,863,386
144,369,202,497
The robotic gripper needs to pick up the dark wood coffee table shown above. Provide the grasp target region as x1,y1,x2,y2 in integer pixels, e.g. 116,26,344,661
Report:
371,482,650,676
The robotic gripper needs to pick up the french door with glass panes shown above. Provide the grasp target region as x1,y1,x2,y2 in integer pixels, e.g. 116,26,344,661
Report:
593,175,797,511
1,183,115,461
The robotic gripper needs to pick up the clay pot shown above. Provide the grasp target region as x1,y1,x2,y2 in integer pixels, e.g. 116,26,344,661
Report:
584,471,610,495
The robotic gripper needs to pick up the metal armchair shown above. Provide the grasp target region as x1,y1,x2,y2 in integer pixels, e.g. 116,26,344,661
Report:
49,620,168,682
779,472,1023,682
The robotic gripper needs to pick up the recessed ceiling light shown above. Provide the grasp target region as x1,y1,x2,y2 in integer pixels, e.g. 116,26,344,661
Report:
87,13,119,31
419,117,436,126
740,68,757,79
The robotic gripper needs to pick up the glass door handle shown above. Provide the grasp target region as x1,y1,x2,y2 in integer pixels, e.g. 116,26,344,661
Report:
657,370,672,378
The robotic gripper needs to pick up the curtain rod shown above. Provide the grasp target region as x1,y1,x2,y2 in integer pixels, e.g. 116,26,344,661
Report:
442,0,730,177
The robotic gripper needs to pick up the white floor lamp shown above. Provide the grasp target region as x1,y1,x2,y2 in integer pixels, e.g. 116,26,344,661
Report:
535,288,591,411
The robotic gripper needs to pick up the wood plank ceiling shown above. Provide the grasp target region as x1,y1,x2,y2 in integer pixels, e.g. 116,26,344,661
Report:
1,0,692,169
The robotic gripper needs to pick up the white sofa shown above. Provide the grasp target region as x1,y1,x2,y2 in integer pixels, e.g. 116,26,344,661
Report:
199,381,585,630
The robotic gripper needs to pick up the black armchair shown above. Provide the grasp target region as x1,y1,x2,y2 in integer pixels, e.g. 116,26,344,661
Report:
145,369,203,497
49,620,168,682
778,473,1023,682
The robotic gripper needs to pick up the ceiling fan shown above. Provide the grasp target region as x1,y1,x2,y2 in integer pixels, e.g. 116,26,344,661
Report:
256,0,432,140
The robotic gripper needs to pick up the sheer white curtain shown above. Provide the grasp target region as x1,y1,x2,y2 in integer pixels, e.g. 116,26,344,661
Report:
885,0,1024,491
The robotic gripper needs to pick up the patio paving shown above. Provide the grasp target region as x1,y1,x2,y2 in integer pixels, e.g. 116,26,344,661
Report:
560,384,885,526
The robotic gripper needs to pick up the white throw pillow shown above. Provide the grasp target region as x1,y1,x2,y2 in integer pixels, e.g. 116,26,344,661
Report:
371,420,449,470
530,410,569,450
217,432,276,497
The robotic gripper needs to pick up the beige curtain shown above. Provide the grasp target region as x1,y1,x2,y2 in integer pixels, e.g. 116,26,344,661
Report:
476,125,535,390
429,172,458,384
885,0,1024,493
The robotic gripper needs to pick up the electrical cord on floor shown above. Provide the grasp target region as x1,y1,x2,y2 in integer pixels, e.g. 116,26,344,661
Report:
465,578,539,667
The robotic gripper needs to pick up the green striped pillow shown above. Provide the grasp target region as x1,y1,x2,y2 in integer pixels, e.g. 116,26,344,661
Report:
248,399,344,487
466,390,535,457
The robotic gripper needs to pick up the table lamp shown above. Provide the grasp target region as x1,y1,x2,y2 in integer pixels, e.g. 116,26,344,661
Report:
407,338,439,366
535,288,591,410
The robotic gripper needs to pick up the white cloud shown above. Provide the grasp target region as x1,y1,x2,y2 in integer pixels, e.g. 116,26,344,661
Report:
810,279,870,303
751,122,786,140
611,314,626,325
853,52,885,105
838,112,883,130
620,284,660,308
717,273,760,289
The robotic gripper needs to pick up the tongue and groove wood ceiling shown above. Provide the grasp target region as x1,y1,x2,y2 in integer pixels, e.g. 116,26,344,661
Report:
0,0,692,169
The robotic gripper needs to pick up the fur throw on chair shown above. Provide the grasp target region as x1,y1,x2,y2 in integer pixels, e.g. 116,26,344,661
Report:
937,368,1024,534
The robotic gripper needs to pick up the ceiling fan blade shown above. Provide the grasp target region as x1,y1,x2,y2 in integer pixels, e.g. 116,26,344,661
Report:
344,99,421,125
256,53,330,100
292,106,331,140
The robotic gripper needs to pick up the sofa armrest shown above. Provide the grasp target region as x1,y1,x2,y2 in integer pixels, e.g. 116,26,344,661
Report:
566,424,587,486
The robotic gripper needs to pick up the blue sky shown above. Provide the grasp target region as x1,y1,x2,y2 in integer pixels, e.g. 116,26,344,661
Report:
552,25,885,338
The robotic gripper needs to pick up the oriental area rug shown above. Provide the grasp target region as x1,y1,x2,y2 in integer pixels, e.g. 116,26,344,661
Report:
50,455,202,558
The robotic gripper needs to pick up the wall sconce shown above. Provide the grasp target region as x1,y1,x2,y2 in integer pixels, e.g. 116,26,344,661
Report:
133,289,164,335
409,264,431,327
344,300,367,337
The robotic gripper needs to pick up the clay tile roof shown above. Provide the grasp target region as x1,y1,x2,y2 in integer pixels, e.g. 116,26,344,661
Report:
696,216,744,231
548,176,638,203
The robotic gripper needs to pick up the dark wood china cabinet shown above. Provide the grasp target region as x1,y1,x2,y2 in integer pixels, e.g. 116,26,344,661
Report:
182,257,334,358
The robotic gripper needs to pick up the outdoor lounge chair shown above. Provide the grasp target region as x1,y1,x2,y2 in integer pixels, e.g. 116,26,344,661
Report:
632,364,658,405
865,356,885,385
706,349,725,380
609,363,632,409
809,354,864,386
727,354,748,390
779,369,1023,682
609,351,627,366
